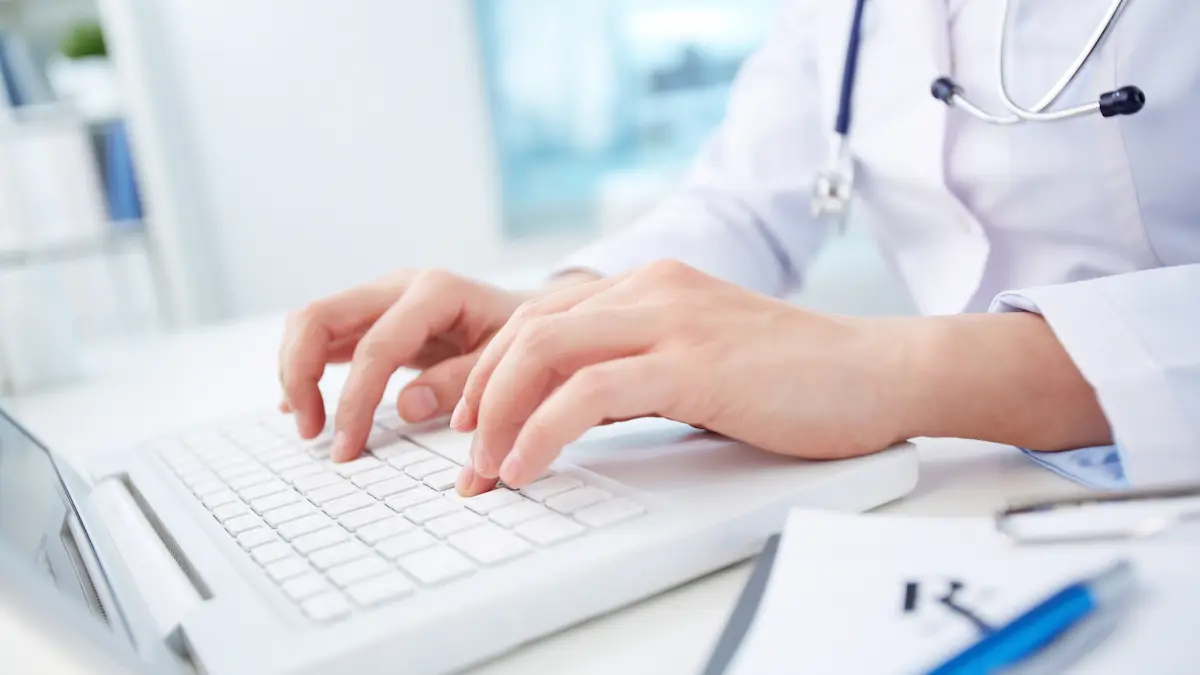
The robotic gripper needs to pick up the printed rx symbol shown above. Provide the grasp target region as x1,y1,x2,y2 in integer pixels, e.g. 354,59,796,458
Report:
903,579,995,635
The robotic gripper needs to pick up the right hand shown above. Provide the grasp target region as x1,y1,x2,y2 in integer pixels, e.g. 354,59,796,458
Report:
277,269,528,462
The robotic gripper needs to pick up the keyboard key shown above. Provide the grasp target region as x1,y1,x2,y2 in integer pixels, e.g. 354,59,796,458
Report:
181,472,218,489
255,445,300,463
267,454,310,473
323,492,376,517
423,468,460,491
250,489,303,514
458,488,523,515
227,470,275,491
191,480,226,497
301,591,351,621
292,527,348,554
397,546,474,585
278,513,334,541
263,501,316,527
425,512,483,538
215,461,261,481
351,465,401,488
333,456,382,477
279,462,324,483
407,427,470,465
357,517,414,544
252,542,295,565
211,501,250,522
545,487,611,515
237,527,278,549
225,514,263,534
309,541,369,570
306,481,357,505
338,504,393,531
306,440,335,460
346,572,414,607
519,475,582,502
449,524,533,565
264,557,311,582
365,428,397,451
374,416,408,432
327,555,390,588
293,472,341,492
238,480,288,501
386,448,436,469
376,530,437,560
404,499,461,525
202,490,239,510
574,498,646,528
490,501,550,528
385,486,438,512
367,475,418,499
284,574,330,602
370,439,424,461
516,514,586,545
405,457,454,479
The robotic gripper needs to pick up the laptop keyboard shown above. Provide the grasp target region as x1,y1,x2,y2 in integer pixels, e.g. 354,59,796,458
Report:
152,412,646,622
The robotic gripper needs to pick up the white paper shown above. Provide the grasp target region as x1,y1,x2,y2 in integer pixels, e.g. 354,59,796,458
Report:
728,510,1200,675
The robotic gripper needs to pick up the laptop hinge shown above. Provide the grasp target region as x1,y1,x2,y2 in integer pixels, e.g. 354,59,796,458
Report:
90,476,205,654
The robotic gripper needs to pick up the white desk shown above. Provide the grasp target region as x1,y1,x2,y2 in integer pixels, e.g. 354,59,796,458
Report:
0,317,1088,675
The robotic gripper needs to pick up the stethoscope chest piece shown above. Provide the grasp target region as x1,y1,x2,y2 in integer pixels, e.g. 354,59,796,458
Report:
811,134,855,223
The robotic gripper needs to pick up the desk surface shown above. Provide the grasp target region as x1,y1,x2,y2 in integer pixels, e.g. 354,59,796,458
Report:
0,317,1087,675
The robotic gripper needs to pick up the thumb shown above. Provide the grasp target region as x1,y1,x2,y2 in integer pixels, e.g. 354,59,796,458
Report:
396,353,478,423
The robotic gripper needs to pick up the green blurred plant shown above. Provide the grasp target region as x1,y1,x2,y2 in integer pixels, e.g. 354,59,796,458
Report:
59,20,107,59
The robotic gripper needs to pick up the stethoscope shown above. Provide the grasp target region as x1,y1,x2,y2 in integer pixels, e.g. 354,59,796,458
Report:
811,0,1147,221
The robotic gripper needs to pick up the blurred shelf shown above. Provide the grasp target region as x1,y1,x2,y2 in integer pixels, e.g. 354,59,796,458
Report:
0,226,148,270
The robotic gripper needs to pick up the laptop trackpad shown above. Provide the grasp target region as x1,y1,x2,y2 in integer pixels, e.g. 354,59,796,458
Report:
560,419,809,497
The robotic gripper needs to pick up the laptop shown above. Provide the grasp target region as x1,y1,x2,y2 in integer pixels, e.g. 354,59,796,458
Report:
0,401,917,675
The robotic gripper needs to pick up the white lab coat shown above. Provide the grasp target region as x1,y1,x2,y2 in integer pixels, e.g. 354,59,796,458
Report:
559,0,1200,489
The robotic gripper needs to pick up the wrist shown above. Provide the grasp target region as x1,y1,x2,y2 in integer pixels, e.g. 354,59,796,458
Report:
888,312,1112,449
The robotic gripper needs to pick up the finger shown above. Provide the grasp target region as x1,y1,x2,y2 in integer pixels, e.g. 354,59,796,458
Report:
502,355,676,487
396,352,477,423
454,463,499,498
333,272,470,461
279,283,400,438
456,275,624,432
471,307,659,478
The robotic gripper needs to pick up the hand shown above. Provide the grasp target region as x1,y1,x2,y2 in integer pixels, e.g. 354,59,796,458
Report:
450,260,914,495
278,269,529,461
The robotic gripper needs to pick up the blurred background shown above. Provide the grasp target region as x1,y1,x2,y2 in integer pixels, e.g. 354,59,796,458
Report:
0,0,910,395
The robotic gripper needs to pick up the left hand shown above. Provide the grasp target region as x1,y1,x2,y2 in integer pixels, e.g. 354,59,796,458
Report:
449,260,913,496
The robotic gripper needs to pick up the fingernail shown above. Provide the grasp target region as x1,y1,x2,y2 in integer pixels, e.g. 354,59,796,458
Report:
449,398,467,431
471,441,497,479
500,453,523,486
400,386,438,423
331,431,349,462
455,465,475,496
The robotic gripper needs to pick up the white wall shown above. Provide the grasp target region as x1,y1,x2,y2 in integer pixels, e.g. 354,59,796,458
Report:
102,0,507,321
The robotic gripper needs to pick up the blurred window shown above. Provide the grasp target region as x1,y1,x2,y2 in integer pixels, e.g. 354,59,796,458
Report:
473,0,778,239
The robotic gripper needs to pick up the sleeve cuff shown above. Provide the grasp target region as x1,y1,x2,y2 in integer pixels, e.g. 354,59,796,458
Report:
1019,445,1128,490
991,279,1200,488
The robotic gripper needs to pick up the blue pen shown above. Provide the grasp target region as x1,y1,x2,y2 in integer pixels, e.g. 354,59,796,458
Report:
924,560,1135,675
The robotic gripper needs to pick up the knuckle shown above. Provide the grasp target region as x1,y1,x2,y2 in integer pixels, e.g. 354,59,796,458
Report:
514,316,559,356
414,268,457,290
286,302,323,332
510,297,546,322
353,334,392,365
571,366,617,406
642,259,696,284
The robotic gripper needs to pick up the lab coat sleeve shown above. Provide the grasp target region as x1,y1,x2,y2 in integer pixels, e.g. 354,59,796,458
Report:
555,0,832,297
990,264,1200,489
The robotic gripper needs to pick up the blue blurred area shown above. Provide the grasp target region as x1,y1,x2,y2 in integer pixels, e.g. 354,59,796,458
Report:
474,0,778,239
